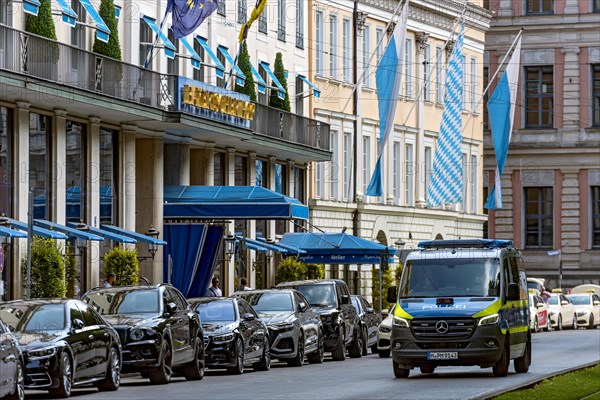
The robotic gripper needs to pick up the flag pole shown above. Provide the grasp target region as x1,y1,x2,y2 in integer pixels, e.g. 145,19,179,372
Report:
144,4,172,69
223,40,244,89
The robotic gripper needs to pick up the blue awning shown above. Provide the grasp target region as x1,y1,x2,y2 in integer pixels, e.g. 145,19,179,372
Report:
7,218,68,240
249,61,267,94
237,237,268,253
34,220,104,241
279,232,396,264
256,237,306,254
195,37,224,78
100,225,167,245
55,0,77,27
164,186,308,220
23,0,40,15
180,37,201,69
67,222,136,244
78,0,110,42
297,74,321,98
259,61,285,100
237,236,305,255
217,45,245,87
142,16,175,59
0,226,27,238
114,4,121,20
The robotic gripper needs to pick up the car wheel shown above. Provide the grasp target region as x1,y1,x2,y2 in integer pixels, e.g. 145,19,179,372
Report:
533,316,539,333
307,331,324,364
361,327,368,356
331,331,346,361
348,326,363,358
557,315,563,331
253,337,271,371
227,338,244,375
148,340,173,384
378,349,390,358
420,366,435,374
514,336,531,373
492,339,510,377
572,315,578,330
393,360,410,378
183,336,205,380
48,352,72,398
587,315,595,330
288,332,304,367
97,347,121,391
371,344,378,355
6,358,24,400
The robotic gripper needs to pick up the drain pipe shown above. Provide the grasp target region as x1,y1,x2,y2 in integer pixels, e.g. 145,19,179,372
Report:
352,0,359,236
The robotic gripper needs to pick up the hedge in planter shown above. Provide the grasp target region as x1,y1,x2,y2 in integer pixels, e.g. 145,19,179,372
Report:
93,0,121,60
234,42,256,101
269,52,291,112
103,247,139,286
275,257,306,284
23,237,67,298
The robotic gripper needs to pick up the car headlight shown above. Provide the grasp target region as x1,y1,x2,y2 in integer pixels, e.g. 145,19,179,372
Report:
271,322,294,331
129,328,156,341
212,333,235,343
27,346,57,360
577,311,589,317
320,315,333,323
393,316,410,328
479,314,500,326
379,325,392,334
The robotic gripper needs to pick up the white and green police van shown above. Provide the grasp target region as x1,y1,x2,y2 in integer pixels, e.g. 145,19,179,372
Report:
386,239,531,378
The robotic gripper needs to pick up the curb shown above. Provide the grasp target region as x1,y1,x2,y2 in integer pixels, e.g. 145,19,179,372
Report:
471,361,600,400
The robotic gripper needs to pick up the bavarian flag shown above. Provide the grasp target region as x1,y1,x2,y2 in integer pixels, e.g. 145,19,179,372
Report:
238,0,267,43
169,0,218,40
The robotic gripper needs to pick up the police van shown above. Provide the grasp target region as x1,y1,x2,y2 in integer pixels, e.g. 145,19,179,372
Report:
386,239,530,378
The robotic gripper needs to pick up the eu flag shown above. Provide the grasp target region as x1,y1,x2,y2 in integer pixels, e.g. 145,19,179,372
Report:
169,0,218,40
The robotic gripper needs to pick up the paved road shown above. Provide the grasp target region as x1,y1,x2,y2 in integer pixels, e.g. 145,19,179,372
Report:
26,329,600,400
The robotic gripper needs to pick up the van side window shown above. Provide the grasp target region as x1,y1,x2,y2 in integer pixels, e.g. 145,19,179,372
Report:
503,259,510,298
509,257,519,285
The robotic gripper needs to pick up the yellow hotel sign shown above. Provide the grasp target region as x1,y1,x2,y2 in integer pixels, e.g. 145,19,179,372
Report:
182,84,256,121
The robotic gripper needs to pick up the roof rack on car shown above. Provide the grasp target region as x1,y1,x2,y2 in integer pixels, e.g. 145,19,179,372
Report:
417,239,514,250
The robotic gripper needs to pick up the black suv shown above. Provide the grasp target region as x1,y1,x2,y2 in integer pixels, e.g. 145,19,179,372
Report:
82,284,204,384
275,279,361,360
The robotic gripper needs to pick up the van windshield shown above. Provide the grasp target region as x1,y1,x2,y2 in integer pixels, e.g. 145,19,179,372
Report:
399,258,501,298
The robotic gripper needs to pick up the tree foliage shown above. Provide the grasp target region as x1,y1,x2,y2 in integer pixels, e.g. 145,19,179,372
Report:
269,52,291,111
234,42,256,101
24,237,66,298
276,258,324,284
305,264,325,279
103,247,139,286
93,0,122,60
25,0,57,40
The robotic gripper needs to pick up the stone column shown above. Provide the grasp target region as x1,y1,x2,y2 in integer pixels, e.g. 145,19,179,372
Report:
248,152,257,289
225,147,236,295
226,147,236,186
560,170,582,268
52,109,67,225
84,116,102,290
179,144,190,186
267,156,277,287
561,47,581,142
119,125,136,233
287,159,295,232
204,145,215,186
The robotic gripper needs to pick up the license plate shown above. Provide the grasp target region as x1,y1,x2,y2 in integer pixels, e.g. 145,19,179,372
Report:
427,351,458,360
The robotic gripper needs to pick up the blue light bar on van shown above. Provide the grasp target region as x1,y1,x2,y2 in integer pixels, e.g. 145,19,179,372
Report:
417,239,513,249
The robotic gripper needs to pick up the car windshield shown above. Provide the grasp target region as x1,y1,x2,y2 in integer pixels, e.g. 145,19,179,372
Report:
0,303,65,332
351,297,360,312
567,296,590,305
236,292,293,312
296,284,336,307
197,300,236,322
83,289,160,315
399,258,501,298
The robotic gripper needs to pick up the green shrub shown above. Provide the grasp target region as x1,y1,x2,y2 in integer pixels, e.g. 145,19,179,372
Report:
23,237,67,298
25,0,56,40
276,257,306,284
269,52,291,111
93,0,121,60
234,42,256,101
103,247,139,286
305,264,325,279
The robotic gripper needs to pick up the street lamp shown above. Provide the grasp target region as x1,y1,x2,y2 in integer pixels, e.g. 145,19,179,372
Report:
145,226,160,260
75,220,89,255
74,221,90,297
224,235,236,259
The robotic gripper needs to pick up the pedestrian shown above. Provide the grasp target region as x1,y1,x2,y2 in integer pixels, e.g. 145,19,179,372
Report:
103,273,116,288
240,277,252,291
205,277,223,297
541,287,551,304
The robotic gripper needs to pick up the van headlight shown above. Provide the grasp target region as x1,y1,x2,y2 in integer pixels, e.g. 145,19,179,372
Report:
478,314,500,326
212,333,235,343
27,346,57,360
393,316,410,328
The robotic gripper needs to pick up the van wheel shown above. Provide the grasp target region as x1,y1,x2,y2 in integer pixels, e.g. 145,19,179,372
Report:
514,336,531,373
393,360,410,378
492,340,510,377
331,332,346,361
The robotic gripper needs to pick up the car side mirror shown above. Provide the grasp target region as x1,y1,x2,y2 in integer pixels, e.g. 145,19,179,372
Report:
506,283,520,301
386,286,397,304
340,295,350,305
536,302,545,309
7,324,15,332
165,302,178,315
72,318,85,330
365,307,375,314
299,301,308,311
561,300,569,306
242,313,256,321
593,301,600,306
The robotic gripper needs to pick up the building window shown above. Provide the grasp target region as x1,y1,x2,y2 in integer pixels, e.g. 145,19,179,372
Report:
343,132,351,201
525,187,553,247
70,0,85,70
315,11,324,75
29,113,51,219
237,0,247,23
405,39,413,98
258,8,267,33
0,107,12,217
392,142,401,201
362,136,371,194
293,0,303,48
275,163,285,194
66,121,85,222
214,152,225,186
462,153,468,211
216,50,226,88
193,39,205,82
139,20,153,66
315,162,324,199
423,44,431,102
342,18,351,82
376,27,384,67
527,0,553,14
258,66,268,104
424,146,432,200
525,66,554,128
167,29,179,76
405,143,414,206
217,0,226,16
471,57,477,112
329,15,338,80
330,131,338,200
436,46,443,104
0,0,12,25
362,25,371,87
295,76,304,115
255,160,263,186
99,128,117,224
462,55,468,109
470,155,477,214
592,186,600,247
593,65,600,126
235,155,248,186
594,0,600,12
277,0,286,42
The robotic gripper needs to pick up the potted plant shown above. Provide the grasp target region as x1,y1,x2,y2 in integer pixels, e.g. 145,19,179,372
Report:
23,237,67,298
103,247,139,286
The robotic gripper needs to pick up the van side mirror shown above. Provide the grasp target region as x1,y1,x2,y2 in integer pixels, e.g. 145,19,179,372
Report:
506,283,520,301
340,295,350,305
165,302,178,315
387,286,397,304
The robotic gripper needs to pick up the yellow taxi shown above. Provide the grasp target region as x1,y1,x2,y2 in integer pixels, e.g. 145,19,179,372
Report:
548,291,578,330
528,289,550,332
567,291,600,329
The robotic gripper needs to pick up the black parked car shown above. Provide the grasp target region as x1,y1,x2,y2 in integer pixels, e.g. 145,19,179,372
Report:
275,280,362,360
0,319,23,400
0,299,121,398
232,289,324,366
188,297,270,374
351,295,380,356
82,284,204,384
